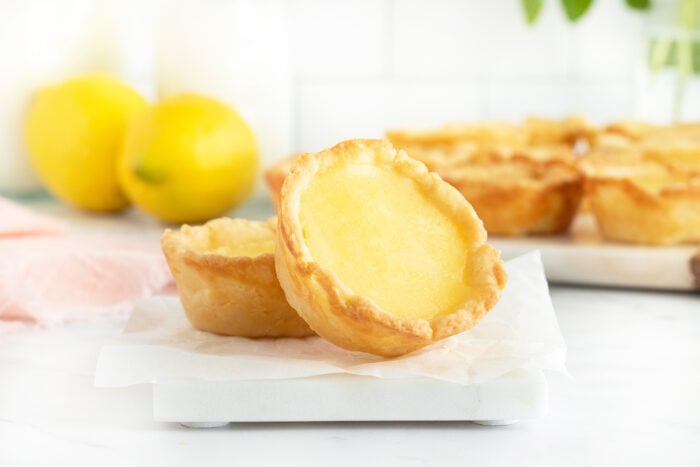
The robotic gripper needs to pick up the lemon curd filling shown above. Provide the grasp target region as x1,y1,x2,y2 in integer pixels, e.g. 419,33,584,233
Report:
209,238,275,258
191,222,276,258
299,162,470,320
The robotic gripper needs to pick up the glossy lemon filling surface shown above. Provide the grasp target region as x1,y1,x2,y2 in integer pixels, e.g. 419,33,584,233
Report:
300,163,470,320
208,238,274,258
193,224,275,258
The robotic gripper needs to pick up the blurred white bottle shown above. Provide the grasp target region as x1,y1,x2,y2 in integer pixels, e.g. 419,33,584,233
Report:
156,0,294,197
0,0,155,196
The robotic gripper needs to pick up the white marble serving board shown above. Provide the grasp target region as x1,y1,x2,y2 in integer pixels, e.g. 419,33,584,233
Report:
491,215,700,291
153,369,547,427
96,253,564,426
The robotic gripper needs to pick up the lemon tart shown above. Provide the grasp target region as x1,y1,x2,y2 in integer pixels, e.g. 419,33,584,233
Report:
439,155,584,236
275,139,507,357
161,217,314,337
580,153,700,245
264,155,300,210
522,115,596,146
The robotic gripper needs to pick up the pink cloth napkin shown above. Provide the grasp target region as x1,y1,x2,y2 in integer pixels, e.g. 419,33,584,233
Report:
0,198,174,328
0,197,67,237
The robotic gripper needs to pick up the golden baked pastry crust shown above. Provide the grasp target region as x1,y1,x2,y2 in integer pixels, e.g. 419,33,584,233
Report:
387,118,585,172
522,115,596,146
580,154,700,245
264,155,300,210
387,121,526,148
161,217,314,337
592,121,700,171
263,145,574,212
640,136,700,172
589,119,656,151
439,155,584,236
275,139,507,357
603,120,656,141
386,122,526,172
387,116,593,148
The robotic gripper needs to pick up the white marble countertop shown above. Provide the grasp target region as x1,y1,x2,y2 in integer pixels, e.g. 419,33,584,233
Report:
1,200,699,466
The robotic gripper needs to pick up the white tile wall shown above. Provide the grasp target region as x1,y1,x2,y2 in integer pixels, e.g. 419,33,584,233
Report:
298,79,480,152
294,0,387,76
485,79,635,123
391,0,571,78
392,0,484,76
2,0,676,189
572,81,637,122
290,0,652,156
466,0,573,79
571,0,644,79
635,69,700,123
485,80,579,121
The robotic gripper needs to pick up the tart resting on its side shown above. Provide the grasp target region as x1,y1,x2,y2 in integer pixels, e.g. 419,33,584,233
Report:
275,139,507,357
161,217,314,337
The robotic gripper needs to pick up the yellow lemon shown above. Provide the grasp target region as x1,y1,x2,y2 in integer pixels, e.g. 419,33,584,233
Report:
118,94,258,224
24,74,148,211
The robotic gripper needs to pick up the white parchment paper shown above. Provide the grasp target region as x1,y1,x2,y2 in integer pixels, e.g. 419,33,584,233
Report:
95,251,566,387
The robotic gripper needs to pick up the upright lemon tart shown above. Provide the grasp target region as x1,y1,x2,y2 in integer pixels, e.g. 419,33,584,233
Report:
275,139,507,357
438,155,584,236
579,153,700,245
522,115,596,146
162,217,314,337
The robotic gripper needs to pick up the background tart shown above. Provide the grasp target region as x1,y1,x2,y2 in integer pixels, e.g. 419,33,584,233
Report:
161,217,314,337
579,153,700,245
438,155,584,236
386,115,591,168
275,139,507,357
591,121,700,172
264,155,301,211
522,115,596,146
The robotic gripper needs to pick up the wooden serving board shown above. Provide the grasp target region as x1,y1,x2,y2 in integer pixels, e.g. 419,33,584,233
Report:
491,215,700,291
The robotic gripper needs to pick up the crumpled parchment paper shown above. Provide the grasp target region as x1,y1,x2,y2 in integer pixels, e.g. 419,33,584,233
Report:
95,251,566,387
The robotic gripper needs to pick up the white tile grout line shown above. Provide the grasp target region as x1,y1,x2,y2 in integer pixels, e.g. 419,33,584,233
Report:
289,0,303,155
292,73,302,154
566,21,580,82
383,0,395,80
294,74,633,87
478,76,489,119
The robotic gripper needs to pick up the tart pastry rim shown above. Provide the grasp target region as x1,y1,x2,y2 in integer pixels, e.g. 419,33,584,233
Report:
161,216,315,338
276,139,507,354
161,217,279,286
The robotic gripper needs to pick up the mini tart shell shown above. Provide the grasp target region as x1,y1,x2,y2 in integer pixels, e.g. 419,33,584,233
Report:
264,155,300,211
386,123,526,171
161,217,314,337
438,156,584,236
579,155,700,245
386,121,526,148
275,139,507,357
387,115,592,154
522,114,596,146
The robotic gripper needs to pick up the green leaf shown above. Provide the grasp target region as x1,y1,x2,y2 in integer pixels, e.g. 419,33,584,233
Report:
522,0,544,24
625,0,651,10
561,0,594,21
